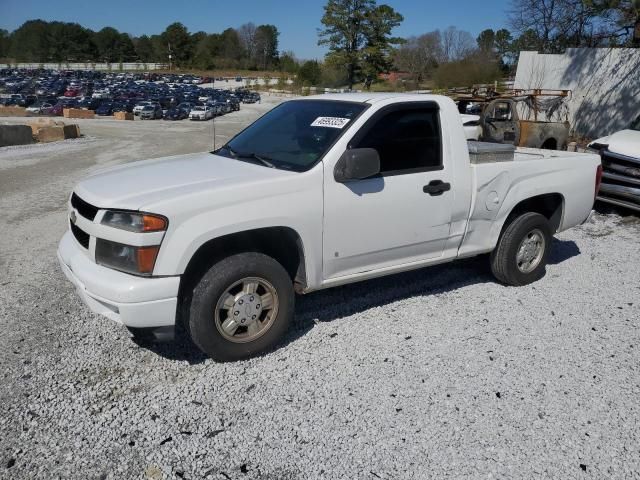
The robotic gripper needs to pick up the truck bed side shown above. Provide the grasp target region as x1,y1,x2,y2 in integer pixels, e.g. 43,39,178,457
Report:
458,149,600,257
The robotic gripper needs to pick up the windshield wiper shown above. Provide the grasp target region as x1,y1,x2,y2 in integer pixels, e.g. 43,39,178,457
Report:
222,145,277,169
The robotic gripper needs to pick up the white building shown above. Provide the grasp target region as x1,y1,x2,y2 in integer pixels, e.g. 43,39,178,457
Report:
514,48,640,139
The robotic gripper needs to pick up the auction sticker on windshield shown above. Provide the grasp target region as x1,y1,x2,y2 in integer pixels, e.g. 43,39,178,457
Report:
311,117,351,129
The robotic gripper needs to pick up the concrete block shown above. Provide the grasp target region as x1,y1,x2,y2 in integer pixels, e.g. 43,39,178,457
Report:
63,124,81,139
0,125,34,147
63,108,95,119
114,111,134,121
36,126,65,143
0,106,28,117
28,118,64,135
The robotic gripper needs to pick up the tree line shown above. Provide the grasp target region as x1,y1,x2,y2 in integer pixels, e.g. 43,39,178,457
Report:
315,0,639,89
0,20,280,70
0,0,637,90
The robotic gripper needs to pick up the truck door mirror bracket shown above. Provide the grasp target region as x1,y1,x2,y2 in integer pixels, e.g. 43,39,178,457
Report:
334,148,381,183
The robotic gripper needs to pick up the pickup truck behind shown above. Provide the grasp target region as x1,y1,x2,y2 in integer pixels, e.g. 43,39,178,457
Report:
58,94,601,361
455,91,571,150
589,114,640,212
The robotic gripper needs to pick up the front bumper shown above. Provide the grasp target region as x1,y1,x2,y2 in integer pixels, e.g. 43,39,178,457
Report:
57,231,180,328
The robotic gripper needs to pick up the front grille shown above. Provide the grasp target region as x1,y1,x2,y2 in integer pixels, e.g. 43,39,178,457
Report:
600,150,640,206
71,193,99,220
70,220,90,249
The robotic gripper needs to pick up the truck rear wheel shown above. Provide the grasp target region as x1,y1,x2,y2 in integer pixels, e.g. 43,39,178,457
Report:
490,212,552,286
188,252,294,361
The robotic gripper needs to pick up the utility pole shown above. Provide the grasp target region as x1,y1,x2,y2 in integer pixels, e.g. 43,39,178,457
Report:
168,42,172,71
212,76,217,151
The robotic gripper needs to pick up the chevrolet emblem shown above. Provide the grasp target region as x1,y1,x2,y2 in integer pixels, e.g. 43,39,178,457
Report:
70,210,77,224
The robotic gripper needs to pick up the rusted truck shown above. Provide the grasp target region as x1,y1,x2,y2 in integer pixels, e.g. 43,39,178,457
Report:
454,88,571,150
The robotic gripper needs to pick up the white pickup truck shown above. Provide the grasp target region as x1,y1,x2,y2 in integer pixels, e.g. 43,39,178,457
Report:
58,93,601,361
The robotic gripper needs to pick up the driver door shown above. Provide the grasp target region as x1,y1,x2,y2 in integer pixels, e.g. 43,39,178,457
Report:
323,103,454,280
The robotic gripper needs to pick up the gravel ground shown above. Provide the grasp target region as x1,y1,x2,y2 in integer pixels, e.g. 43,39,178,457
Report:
1,104,639,479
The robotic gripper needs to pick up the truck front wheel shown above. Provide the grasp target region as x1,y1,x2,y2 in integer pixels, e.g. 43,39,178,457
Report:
188,252,294,361
490,212,552,286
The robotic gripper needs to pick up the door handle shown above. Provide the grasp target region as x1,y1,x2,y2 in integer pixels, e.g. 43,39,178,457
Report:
423,180,451,196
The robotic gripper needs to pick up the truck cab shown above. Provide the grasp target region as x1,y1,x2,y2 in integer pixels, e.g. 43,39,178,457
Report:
480,98,569,150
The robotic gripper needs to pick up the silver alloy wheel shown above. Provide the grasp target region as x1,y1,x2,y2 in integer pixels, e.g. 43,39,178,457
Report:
516,228,546,273
214,277,279,343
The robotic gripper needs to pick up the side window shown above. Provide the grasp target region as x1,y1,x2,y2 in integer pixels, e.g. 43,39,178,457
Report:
353,107,442,174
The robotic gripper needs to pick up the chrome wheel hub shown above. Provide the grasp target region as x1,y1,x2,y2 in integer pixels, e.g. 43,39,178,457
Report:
231,293,263,327
516,229,545,274
214,277,278,343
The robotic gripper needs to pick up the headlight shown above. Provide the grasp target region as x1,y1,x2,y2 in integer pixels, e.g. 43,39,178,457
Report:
101,211,167,232
95,239,160,276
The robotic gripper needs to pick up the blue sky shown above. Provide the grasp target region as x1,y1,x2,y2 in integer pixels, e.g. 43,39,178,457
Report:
1,0,509,59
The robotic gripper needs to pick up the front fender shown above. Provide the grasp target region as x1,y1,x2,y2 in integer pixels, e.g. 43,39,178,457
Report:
152,170,324,289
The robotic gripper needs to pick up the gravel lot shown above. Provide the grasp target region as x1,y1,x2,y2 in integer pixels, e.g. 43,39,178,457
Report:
1,100,639,479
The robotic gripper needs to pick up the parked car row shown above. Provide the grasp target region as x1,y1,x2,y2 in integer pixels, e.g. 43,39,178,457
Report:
0,69,261,121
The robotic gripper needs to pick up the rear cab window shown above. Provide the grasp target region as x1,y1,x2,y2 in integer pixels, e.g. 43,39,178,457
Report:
488,102,513,121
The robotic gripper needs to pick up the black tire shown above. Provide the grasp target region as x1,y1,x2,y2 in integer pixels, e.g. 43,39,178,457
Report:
490,212,552,286
188,252,294,361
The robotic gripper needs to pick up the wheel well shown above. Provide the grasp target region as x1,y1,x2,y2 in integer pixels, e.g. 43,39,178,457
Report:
183,227,305,287
176,227,306,330
506,193,564,233
541,138,557,150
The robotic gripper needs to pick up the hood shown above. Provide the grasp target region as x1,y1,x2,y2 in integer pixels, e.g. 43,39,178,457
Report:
605,129,640,158
74,152,294,211
587,135,611,148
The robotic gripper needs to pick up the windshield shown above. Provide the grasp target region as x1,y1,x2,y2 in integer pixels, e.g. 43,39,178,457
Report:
216,100,367,171
630,115,640,131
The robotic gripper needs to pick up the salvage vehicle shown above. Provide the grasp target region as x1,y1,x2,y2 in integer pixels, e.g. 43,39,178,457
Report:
163,106,189,121
588,115,640,212
189,105,214,121
77,97,101,111
133,101,154,116
64,87,81,97
139,104,163,120
50,102,64,116
96,102,114,116
453,89,571,150
25,101,54,115
5,94,24,106
230,97,241,111
58,94,601,361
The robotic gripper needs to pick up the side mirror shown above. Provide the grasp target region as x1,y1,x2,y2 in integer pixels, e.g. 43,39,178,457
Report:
334,148,381,183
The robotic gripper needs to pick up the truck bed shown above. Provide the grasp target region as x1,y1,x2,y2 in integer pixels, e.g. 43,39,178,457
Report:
457,144,600,258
